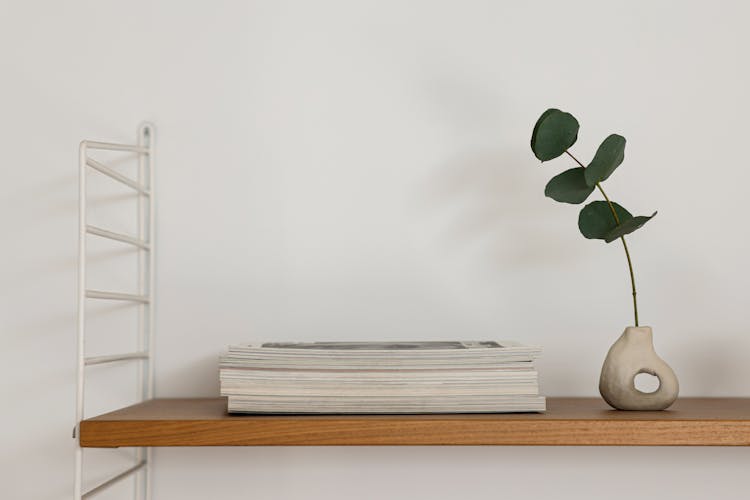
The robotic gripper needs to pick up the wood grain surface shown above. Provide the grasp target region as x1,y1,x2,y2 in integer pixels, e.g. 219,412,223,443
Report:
79,397,750,447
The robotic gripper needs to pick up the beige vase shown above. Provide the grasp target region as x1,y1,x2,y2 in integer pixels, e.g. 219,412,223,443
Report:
599,326,679,410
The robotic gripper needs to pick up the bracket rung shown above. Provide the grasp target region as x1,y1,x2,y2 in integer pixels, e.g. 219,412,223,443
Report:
81,460,147,498
84,140,149,153
85,157,150,195
85,351,149,366
86,290,149,303
86,225,150,250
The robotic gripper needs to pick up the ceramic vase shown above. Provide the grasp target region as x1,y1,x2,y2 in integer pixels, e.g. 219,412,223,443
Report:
599,326,678,410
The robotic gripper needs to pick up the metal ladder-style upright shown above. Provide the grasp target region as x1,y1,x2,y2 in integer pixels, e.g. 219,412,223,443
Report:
74,124,155,499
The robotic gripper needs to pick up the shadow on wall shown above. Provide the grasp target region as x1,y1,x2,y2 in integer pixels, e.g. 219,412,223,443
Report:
416,148,582,274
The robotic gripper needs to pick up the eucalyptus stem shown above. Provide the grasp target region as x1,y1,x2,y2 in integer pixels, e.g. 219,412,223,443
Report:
565,150,639,327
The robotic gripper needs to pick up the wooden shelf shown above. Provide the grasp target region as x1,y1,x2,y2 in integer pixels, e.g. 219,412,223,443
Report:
79,397,750,447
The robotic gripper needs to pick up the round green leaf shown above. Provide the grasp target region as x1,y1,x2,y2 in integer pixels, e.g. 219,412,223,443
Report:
578,201,633,240
544,167,595,204
531,109,579,162
584,134,626,187
604,212,657,243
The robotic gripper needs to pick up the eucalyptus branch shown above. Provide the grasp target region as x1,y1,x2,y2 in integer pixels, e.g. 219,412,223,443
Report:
531,109,654,328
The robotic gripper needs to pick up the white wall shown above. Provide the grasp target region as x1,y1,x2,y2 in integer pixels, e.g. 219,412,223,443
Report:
2,1,749,499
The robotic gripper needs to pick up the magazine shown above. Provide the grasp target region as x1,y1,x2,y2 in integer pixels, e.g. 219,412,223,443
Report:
219,340,544,414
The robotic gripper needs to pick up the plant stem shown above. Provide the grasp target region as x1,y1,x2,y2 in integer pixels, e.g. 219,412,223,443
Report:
594,183,639,327
565,150,639,327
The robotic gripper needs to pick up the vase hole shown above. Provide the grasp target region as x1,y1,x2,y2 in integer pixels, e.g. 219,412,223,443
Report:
634,372,660,394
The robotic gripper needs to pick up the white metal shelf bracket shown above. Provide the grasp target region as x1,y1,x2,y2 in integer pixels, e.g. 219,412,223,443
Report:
75,124,155,500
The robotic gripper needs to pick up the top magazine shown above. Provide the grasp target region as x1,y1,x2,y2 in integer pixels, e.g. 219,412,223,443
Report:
263,341,512,350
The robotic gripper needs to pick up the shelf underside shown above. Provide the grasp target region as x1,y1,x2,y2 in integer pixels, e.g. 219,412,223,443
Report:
79,397,750,447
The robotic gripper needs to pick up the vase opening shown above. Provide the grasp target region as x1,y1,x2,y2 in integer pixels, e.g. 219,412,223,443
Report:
634,371,660,394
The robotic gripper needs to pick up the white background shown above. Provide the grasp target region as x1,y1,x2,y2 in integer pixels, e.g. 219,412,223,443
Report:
2,1,749,499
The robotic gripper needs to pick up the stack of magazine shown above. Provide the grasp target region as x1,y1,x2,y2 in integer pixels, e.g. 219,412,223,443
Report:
220,341,545,413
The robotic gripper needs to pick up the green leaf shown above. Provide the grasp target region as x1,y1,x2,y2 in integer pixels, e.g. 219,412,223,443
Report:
544,167,595,204
578,201,633,240
584,134,626,187
531,109,579,162
579,201,656,242
604,212,657,243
